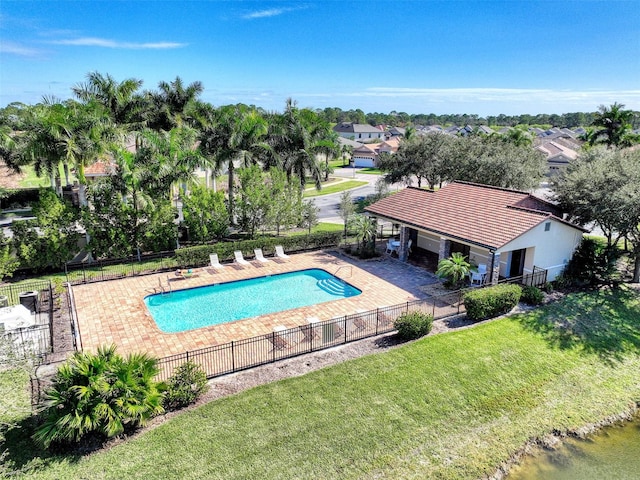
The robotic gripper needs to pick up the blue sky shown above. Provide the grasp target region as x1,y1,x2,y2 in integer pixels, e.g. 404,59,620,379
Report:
1,0,639,116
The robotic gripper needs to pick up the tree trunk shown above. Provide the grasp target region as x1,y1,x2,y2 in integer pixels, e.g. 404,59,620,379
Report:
633,253,640,283
227,163,235,224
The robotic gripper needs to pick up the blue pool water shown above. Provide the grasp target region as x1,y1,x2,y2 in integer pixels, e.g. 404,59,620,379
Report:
144,268,361,333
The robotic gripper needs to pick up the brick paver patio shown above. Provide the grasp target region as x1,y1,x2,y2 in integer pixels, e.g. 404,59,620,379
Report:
72,250,439,359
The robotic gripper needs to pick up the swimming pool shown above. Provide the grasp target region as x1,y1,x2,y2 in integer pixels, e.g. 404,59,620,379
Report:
144,268,361,333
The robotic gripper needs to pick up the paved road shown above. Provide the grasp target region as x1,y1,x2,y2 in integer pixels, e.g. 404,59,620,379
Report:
313,167,380,221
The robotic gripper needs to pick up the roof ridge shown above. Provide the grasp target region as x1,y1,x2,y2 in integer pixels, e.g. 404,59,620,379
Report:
452,180,528,196
506,205,551,216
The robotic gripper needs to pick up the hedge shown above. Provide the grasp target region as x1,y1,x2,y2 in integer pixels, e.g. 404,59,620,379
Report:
174,232,342,267
463,284,522,321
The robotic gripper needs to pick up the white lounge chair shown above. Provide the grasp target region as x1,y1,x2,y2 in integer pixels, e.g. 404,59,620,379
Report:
254,248,271,264
275,245,290,259
234,250,251,267
209,253,225,270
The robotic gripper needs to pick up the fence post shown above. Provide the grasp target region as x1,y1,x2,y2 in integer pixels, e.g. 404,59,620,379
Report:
82,264,87,284
343,316,348,344
375,308,379,335
48,283,54,353
231,341,235,373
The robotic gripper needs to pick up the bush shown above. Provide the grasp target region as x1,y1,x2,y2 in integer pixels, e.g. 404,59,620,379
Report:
33,345,164,449
562,237,621,288
521,285,544,305
394,311,434,340
463,284,522,321
163,361,209,411
174,231,342,267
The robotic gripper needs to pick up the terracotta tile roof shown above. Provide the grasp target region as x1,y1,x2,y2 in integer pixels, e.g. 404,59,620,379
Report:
84,160,115,177
366,182,583,250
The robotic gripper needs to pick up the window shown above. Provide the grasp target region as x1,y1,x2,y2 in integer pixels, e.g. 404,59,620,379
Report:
544,222,551,232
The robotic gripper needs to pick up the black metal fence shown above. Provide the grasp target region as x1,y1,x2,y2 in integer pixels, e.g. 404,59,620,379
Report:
0,280,54,363
499,266,548,288
64,251,178,286
156,290,466,381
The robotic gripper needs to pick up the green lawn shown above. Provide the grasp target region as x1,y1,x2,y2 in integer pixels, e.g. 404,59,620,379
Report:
17,165,77,189
304,180,368,197
358,167,384,175
2,287,640,478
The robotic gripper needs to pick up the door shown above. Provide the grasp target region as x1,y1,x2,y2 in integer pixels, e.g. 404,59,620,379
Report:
509,249,525,277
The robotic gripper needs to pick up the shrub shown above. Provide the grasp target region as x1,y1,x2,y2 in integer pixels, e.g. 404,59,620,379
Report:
463,284,522,321
394,311,434,340
562,237,621,288
521,285,544,305
174,231,341,267
163,361,209,411
33,345,164,449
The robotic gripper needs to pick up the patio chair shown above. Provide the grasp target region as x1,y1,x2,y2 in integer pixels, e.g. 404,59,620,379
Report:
470,271,485,287
478,264,487,274
275,245,290,259
234,250,251,267
377,306,394,328
254,248,271,264
352,309,368,331
267,326,289,351
300,316,320,342
385,241,394,255
209,253,225,270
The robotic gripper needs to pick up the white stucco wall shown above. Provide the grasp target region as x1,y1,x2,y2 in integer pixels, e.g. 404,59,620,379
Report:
498,219,582,281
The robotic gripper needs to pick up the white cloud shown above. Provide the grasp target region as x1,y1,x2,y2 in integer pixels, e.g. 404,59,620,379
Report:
242,5,308,19
49,37,187,49
0,41,42,57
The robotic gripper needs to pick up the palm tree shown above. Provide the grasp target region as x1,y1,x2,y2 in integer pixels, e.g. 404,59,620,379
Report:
269,99,328,191
33,345,163,449
436,252,471,288
349,214,377,255
72,71,145,131
198,104,271,222
147,76,204,131
591,102,637,148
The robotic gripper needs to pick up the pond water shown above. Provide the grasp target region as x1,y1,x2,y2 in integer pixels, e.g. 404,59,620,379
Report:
508,416,640,479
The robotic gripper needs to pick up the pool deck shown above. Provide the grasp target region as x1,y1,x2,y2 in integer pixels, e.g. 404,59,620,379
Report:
72,250,439,359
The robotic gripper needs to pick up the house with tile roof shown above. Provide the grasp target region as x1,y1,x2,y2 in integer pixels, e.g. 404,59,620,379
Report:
534,141,579,174
351,138,400,167
365,181,585,283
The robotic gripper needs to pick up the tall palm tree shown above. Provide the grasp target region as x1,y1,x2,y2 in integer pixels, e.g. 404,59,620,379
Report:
591,102,637,148
147,76,204,131
269,99,327,191
198,104,271,222
72,71,145,131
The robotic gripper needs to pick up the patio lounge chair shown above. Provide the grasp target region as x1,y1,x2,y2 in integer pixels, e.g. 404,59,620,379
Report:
254,248,271,264
209,253,225,270
234,250,251,267
300,316,320,342
275,245,290,259
267,326,289,351
352,309,368,331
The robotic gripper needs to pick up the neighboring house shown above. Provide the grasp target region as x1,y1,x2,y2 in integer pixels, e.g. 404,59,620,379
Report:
387,126,406,138
351,138,400,167
365,181,585,283
84,160,116,183
534,141,579,174
333,122,386,141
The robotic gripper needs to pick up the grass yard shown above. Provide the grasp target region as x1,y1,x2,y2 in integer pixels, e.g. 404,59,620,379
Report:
358,167,384,175
2,287,639,479
304,180,368,197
